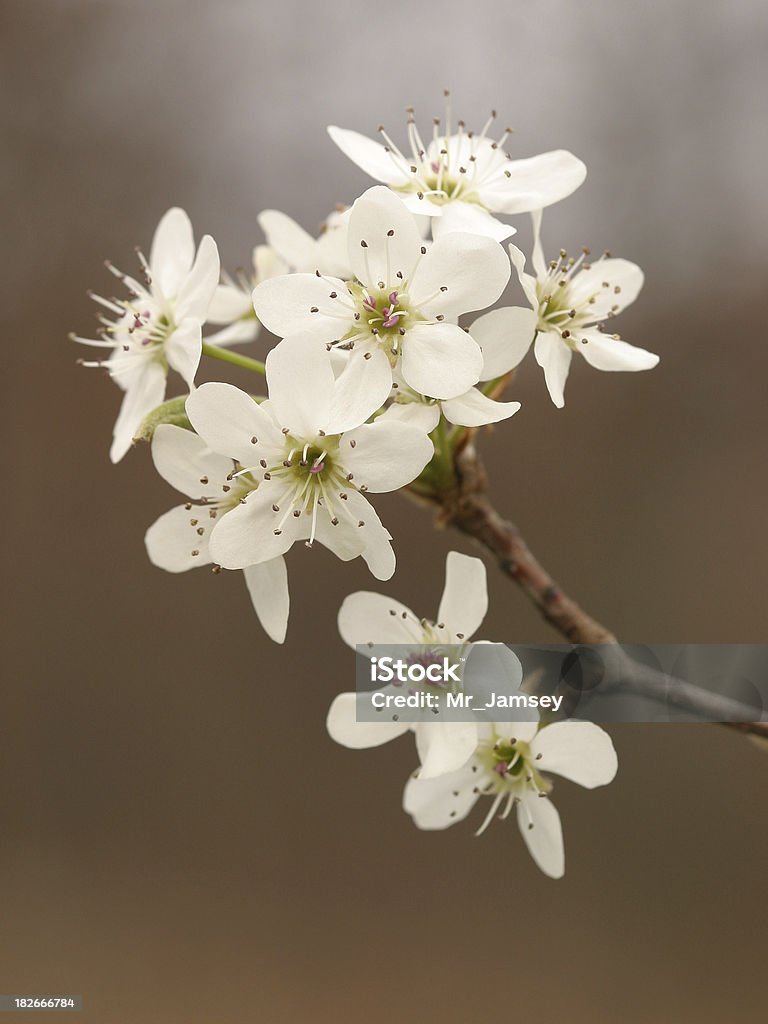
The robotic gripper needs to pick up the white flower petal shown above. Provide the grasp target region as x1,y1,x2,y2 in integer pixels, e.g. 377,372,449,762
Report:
530,210,547,280
380,400,441,433
437,551,488,640
470,306,537,380
577,327,659,372
207,481,302,569
327,126,410,186
531,722,618,789
534,331,572,408
151,423,232,497
403,759,480,829
361,531,396,581
314,209,354,279
348,186,422,286
517,793,565,879
257,210,317,271
165,318,202,391
149,207,194,299
411,232,510,320
327,691,410,749
305,519,361,565
569,259,644,319
243,558,289,644
175,234,220,321
341,420,433,493
415,721,479,779
186,382,282,464
340,490,396,581
145,503,211,572
400,322,482,400
508,244,539,309
442,389,521,427
325,347,393,435
338,591,422,648
110,360,166,463
204,318,259,347
253,244,289,281
399,192,442,217
207,284,253,324
481,150,587,215
431,201,515,243
251,273,349,341
265,335,335,435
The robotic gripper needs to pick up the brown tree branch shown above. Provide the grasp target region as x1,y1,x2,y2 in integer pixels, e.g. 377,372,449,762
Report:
414,439,768,741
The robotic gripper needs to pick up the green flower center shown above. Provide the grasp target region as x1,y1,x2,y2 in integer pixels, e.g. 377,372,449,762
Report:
394,161,484,208
350,283,413,337
536,279,575,330
478,734,552,795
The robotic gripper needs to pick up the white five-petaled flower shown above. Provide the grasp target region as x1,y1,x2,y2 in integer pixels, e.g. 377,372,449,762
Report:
185,334,433,578
404,719,618,878
481,212,659,407
73,208,220,462
144,424,289,643
252,186,511,404
327,552,501,779
328,98,586,242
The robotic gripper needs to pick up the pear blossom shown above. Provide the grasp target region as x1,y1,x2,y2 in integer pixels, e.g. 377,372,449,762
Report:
476,213,659,407
327,552,524,779
73,208,220,462
252,186,510,403
144,424,289,643
205,244,288,347
328,99,586,242
185,335,433,578
404,719,618,878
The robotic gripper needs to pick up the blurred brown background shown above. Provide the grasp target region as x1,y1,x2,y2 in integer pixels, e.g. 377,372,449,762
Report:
1,1,767,1021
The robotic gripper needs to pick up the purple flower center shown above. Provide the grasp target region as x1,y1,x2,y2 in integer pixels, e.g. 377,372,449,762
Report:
361,290,406,331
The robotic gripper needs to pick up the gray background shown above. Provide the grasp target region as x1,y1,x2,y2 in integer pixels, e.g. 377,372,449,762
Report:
2,1,767,1021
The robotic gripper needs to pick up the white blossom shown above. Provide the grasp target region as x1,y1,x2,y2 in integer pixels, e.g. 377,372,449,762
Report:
328,99,586,242
73,208,220,462
144,424,289,643
184,334,433,578
404,719,618,878
474,212,659,407
252,186,510,403
327,552,514,779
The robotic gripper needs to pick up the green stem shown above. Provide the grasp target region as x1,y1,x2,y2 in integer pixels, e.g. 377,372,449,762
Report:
435,415,455,488
202,342,266,375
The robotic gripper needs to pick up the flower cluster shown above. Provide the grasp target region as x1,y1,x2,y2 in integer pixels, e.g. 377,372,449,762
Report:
75,97,653,875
